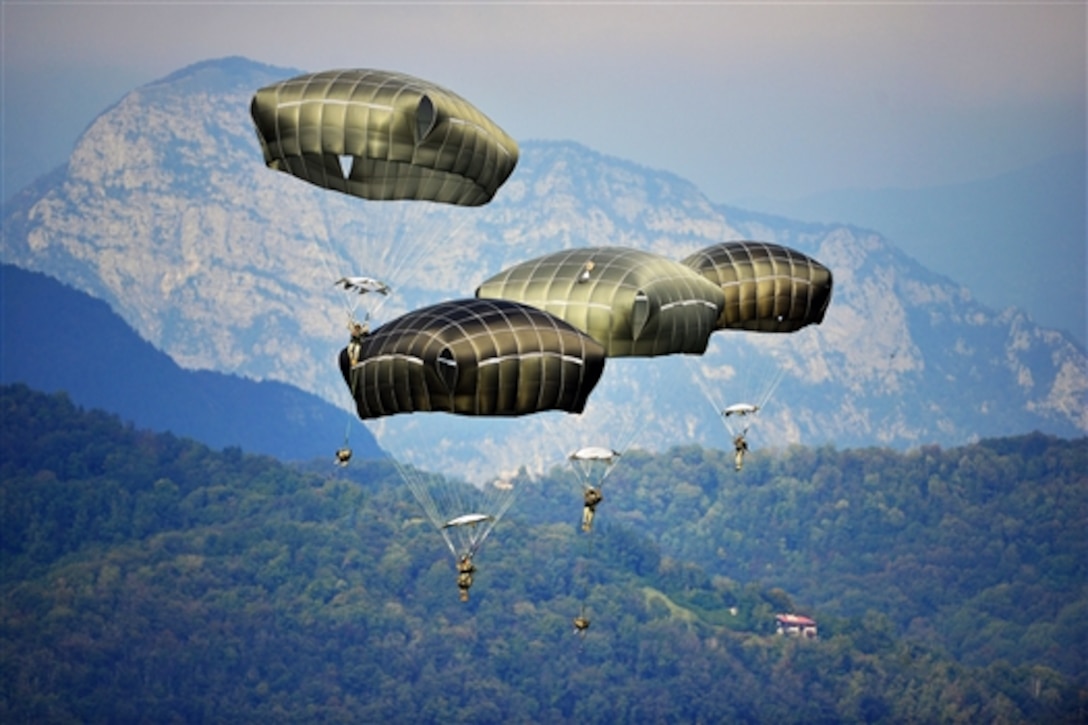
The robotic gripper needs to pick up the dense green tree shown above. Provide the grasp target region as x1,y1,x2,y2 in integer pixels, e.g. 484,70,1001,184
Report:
1,385,1084,723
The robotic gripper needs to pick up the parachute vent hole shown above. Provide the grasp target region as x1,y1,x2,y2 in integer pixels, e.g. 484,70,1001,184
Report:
436,347,458,391
631,291,651,341
416,94,437,144
337,154,354,180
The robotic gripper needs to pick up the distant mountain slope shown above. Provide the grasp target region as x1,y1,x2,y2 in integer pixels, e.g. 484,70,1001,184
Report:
1,56,1084,482
741,152,1087,347
0,264,381,461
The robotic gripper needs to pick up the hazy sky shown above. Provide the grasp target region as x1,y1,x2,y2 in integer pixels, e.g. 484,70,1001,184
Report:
3,1,1085,205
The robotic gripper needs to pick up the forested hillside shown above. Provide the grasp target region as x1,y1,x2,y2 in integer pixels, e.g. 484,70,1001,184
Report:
520,436,1088,681
1,384,1084,723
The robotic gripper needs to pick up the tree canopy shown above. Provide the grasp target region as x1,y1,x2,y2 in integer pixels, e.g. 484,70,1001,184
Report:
1,384,1084,723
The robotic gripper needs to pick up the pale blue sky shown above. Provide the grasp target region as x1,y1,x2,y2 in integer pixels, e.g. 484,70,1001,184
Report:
3,1,1083,203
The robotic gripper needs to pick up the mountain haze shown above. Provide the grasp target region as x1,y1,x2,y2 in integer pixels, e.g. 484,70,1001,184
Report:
738,152,1087,347
0,264,381,461
2,56,1084,481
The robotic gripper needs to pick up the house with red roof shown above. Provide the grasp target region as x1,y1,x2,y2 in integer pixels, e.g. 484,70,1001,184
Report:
775,613,818,639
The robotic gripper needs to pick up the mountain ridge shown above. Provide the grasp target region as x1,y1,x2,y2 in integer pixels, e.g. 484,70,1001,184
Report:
0,264,381,461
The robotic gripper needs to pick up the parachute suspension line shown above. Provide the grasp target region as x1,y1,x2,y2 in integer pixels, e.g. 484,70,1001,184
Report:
542,383,644,467
310,208,367,462
610,406,646,462
537,417,623,501
571,492,600,641
684,349,786,445
448,472,507,557
374,205,474,301
386,430,517,566
465,491,515,557
345,202,398,323
356,205,401,297
756,364,786,412
683,355,728,417
312,205,364,325
311,201,394,328
391,456,458,557
313,202,477,337
538,408,636,511
539,415,578,475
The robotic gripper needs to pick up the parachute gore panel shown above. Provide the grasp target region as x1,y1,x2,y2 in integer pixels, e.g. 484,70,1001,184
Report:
475,246,725,357
681,241,833,332
339,298,606,420
251,69,519,206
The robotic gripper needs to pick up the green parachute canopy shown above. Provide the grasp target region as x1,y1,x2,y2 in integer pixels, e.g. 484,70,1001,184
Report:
251,69,519,206
339,298,606,420
680,241,833,332
475,246,725,357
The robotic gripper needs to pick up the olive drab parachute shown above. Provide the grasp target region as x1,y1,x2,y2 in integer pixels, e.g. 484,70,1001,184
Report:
250,69,519,206
338,298,607,420
475,246,725,357
679,241,830,466
680,241,833,333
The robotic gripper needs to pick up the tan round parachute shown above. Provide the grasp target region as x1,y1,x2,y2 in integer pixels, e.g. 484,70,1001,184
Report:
475,246,726,357
680,241,833,332
251,69,519,206
338,298,606,420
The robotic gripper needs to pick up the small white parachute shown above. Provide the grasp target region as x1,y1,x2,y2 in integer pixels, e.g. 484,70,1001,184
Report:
443,513,494,529
722,403,759,418
568,446,621,496
334,276,392,296
569,446,620,463
720,400,764,439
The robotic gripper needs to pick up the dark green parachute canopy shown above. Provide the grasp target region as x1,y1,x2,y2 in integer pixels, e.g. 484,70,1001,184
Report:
680,241,833,333
251,69,519,206
338,298,606,420
475,247,725,357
